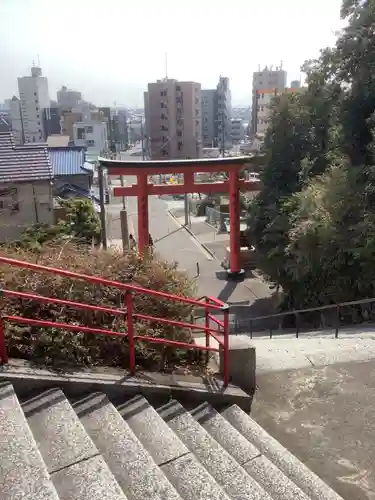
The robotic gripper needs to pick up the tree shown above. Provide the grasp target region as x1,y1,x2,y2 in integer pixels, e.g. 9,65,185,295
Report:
248,0,375,310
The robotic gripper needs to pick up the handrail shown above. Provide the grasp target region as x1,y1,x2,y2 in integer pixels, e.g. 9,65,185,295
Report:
236,296,375,323
240,296,375,339
0,256,224,311
0,257,230,384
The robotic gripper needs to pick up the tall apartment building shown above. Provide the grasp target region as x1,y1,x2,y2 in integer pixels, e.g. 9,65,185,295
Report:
215,76,232,152
201,89,216,147
201,76,232,151
145,78,202,160
14,66,51,143
57,86,82,111
9,96,23,144
251,66,286,136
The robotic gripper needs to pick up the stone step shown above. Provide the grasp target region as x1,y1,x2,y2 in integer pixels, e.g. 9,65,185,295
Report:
23,388,127,500
0,382,59,500
157,399,273,500
73,392,183,500
119,395,231,500
222,405,344,500
192,402,313,500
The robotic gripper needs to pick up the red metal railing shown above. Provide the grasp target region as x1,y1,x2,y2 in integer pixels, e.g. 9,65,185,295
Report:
0,256,230,385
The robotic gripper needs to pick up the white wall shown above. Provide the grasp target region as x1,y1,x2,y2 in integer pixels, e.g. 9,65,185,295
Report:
0,181,53,243
73,120,108,153
10,99,23,144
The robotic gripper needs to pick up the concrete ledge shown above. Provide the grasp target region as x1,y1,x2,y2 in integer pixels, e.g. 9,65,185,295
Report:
0,359,251,411
219,335,256,396
195,335,256,397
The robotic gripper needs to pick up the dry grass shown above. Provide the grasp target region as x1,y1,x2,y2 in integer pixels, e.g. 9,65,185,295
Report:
0,240,203,371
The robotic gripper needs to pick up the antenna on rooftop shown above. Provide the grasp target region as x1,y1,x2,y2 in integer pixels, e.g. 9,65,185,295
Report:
37,54,41,66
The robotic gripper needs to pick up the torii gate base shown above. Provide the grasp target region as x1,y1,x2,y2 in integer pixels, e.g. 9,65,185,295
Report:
99,157,260,279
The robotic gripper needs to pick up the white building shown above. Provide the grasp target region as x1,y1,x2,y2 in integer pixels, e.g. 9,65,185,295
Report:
73,120,108,155
9,97,23,144
230,118,245,143
15,66,50,143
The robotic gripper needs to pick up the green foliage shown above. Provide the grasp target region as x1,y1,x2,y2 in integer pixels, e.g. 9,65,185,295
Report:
10,198,101,251
249,0,375,309
58,198,101,243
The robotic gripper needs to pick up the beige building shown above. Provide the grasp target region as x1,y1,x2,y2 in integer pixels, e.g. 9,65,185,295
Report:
0,131,53,243
256,87,302,136
145,79,202,160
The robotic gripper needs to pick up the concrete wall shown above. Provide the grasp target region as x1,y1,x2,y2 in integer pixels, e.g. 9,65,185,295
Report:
0,181,53,243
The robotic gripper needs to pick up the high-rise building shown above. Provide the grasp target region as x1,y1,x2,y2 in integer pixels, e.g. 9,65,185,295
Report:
15,66,51,143
145,78,202,160
215,76,232,152
201,89,216,147
57,86,82,111
251,65,286,136
9,97,23,144
201,76,232,151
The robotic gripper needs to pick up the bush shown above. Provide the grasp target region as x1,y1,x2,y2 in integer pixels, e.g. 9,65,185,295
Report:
0,241,200,371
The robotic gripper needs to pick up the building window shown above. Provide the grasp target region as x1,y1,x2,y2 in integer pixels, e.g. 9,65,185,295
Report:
160,90,167,97
161,125,168,131
177,131,182,137
0,187,19,213
177,141,183,151
86,126,94,133
86,139,95,146
77,128,85,139
176,85,181,91
34,92,37,96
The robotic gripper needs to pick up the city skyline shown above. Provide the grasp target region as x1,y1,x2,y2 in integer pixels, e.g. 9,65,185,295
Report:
1,0,343,107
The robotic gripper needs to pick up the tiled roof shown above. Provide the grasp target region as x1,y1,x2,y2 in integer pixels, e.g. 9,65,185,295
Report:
48,147,89,176
0,131,53,183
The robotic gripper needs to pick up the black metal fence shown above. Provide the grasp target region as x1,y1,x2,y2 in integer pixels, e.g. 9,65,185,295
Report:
228,297,375,338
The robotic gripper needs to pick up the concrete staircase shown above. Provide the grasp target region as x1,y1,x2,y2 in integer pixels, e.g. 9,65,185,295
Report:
0,382,343,500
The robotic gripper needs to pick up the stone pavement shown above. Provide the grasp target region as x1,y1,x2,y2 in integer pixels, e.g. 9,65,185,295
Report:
252,358,375,500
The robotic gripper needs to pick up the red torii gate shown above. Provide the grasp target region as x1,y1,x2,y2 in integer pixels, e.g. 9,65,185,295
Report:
99,156,260,278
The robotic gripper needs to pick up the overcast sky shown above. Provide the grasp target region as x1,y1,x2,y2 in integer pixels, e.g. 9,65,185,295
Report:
1,0,343,108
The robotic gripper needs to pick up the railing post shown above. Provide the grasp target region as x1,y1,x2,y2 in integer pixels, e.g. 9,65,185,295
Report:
249,319,253,339
335,305,340,339
205,298,210,365
222,303,230,387
295,311,300,338
0,318,8,364
125,291,135,375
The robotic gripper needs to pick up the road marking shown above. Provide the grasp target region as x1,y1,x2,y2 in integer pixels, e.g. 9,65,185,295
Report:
167,211,213,261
